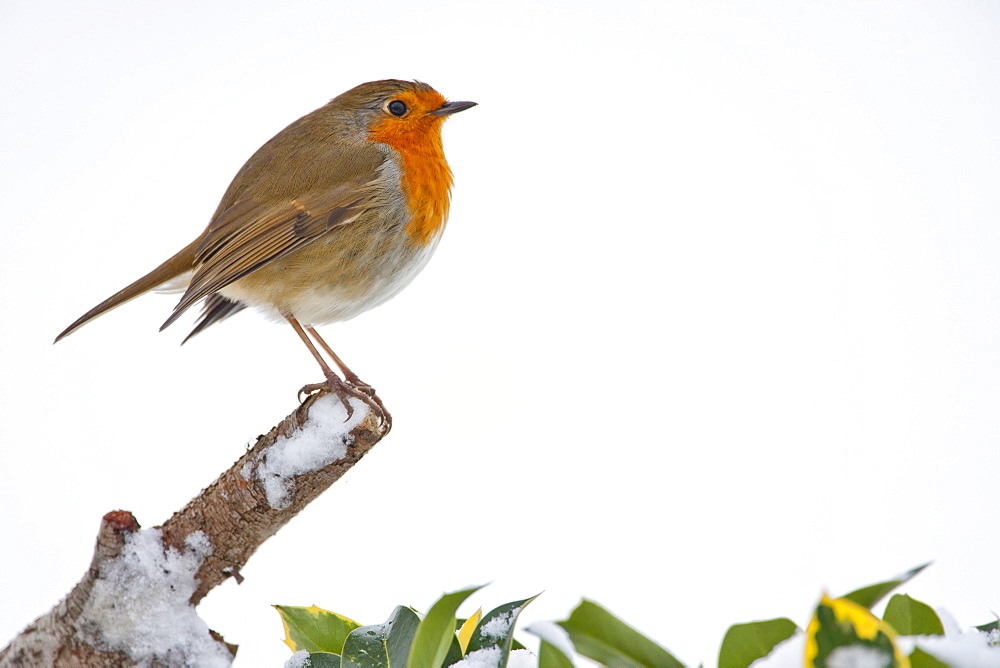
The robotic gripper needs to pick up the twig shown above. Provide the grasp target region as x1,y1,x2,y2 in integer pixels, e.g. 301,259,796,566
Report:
0,391,388,666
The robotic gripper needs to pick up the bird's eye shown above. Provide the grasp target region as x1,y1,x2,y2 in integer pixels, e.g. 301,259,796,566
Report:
387,100,408,117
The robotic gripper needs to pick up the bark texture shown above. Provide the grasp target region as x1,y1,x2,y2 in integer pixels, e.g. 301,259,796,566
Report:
0,391,388,667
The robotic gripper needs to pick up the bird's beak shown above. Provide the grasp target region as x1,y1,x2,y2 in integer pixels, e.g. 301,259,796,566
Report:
431,100,478,117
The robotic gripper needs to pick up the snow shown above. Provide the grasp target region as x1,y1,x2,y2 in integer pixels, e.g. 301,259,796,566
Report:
751,625,1000,667
452,647,501,667
507,649,537,667
897,609,1000,668
284,649,312,667
826,646,893,668
479,609,516,638
241,394,369,509
78,528,232,667
450,647,535,667
525,620,578,659
749,633,805,667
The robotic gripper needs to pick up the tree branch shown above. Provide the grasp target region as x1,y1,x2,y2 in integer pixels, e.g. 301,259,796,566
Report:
0,391,388,666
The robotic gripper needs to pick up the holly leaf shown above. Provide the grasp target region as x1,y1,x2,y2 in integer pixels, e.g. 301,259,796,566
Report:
407,585,484,668
275,604,360,654
557,599,682,667
842,563,930,609
883,594,944,636
718,618,798,668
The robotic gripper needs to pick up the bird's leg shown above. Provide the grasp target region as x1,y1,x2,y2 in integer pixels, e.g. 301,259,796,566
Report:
285,315,379,422
304,325,391,428
304,326,372,393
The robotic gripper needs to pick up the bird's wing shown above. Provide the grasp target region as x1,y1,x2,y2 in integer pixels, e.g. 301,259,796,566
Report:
161,178,377,330
181,293,246,343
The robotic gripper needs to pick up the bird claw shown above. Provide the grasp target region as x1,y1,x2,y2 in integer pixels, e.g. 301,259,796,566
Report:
297,376,391,432
352,382,377,397
298,382,326,403
342,375,391,432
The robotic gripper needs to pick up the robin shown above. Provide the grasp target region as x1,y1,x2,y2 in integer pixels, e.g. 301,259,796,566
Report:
55,79,476,428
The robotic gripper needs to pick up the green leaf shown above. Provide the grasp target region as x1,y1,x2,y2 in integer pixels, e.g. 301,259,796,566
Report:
718,618,798,668
975,618,999,637
538,641,575,668
557,599,683,667
465,595,539,667
883,595,944,636
340,606,421,668
308,652,343,668
908,647,951,668
442,635,464,666
842,563,931,609
385,607,422,661
275,604,361,654
526,622,576,668
341,626,387,668
408,585,484,668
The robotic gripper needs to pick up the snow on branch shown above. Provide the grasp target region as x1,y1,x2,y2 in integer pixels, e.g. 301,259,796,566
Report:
0,391,388,666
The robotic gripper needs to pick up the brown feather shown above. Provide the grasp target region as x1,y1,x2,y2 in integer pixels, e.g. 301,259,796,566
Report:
54,238,200,342
152,97,389,331
161,177,378,330
182,294,246,344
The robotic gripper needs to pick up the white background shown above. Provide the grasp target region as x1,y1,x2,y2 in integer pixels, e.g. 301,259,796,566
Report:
2,1,998,665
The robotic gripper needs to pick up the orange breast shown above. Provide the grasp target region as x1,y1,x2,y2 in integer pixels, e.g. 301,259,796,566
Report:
367,93,455,247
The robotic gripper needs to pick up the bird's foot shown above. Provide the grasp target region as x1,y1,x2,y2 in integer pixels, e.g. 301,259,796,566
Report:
343,376,376,398
298,374,391,432
348,379,390,429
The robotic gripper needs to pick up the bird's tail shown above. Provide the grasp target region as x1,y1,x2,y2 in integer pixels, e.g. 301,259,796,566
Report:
54,239,201,343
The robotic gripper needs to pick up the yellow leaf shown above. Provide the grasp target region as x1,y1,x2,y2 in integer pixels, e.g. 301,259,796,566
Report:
458,608,483,652
804,594,909,668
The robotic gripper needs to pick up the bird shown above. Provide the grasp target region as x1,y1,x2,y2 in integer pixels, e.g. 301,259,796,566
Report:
55,79,476,428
